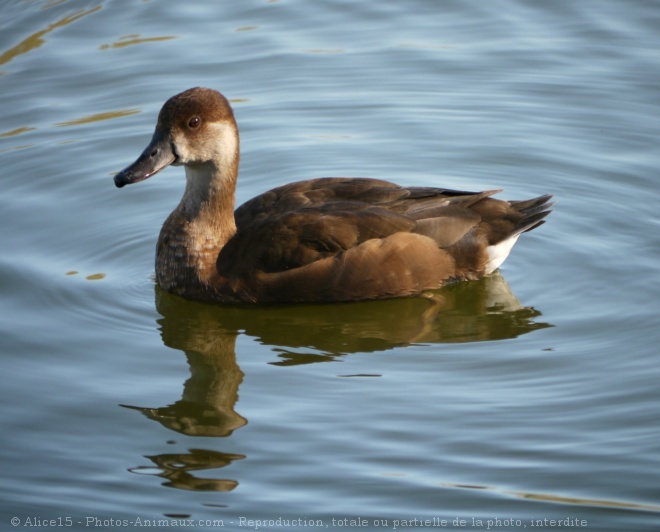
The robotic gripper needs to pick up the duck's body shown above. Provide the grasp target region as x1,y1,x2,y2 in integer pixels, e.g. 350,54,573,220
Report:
115,87,553,304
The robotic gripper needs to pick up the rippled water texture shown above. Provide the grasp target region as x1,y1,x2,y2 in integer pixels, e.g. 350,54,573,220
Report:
1,1,659,530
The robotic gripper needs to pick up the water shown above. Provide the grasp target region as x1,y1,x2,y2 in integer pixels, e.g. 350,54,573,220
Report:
1,0,659,530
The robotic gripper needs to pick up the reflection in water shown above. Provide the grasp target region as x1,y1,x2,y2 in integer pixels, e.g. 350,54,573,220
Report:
54,109,140,127
123,331,246,438
208,271,550,366
0,7,101,70
99,34,177,50
129,449,243,492
0,126,36,138
125,272,550,491
124,306,247,490
443,481,660,513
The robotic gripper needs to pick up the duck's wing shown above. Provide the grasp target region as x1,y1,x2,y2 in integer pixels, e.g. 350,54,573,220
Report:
223,202,413,276
222,178,483,272
218,178,552,302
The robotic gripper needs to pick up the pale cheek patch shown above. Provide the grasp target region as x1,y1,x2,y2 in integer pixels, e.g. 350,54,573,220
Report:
171,121,238,168
486,234,520,274
170,130,194,164
207,122,239,169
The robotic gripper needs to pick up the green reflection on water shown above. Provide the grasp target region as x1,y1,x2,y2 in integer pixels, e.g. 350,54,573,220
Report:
123,273,551,491
0,126,36,138
99,34,177,50
0,6,102,69
54,109,141,127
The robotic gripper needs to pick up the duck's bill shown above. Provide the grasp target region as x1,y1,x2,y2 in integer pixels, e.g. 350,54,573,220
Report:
114,133,177,188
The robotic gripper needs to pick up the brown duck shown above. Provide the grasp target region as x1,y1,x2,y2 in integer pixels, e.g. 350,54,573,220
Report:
114,87,553,304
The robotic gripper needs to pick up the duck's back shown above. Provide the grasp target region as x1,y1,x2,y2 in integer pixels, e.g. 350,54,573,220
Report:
214,178,552,303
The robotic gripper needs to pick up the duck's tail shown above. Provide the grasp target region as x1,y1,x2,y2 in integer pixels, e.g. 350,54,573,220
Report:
484,194,555,274
510,194,555,234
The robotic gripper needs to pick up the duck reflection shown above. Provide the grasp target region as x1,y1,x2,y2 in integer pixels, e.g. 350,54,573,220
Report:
129,449,244,492
125,272,550,491
123,329,246,438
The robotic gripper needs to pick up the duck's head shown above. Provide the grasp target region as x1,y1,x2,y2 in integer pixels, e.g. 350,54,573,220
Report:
114,87,239,188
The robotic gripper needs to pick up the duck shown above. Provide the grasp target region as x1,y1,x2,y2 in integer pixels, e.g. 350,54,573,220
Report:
114,87,553,304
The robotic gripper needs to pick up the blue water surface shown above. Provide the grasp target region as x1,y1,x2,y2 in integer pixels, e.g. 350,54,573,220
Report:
1,1,659,530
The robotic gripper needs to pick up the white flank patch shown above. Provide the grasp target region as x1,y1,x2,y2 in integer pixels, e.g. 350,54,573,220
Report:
486,234,521,274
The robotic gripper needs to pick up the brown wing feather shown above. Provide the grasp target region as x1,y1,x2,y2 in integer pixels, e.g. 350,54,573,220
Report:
219,206,415,275
251,233,457,303
218,177,553,302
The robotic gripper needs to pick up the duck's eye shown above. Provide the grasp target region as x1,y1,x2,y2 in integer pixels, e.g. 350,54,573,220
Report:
188,116,201,129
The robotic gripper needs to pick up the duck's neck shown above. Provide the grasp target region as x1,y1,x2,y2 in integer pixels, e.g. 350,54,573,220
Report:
156,160,238,296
